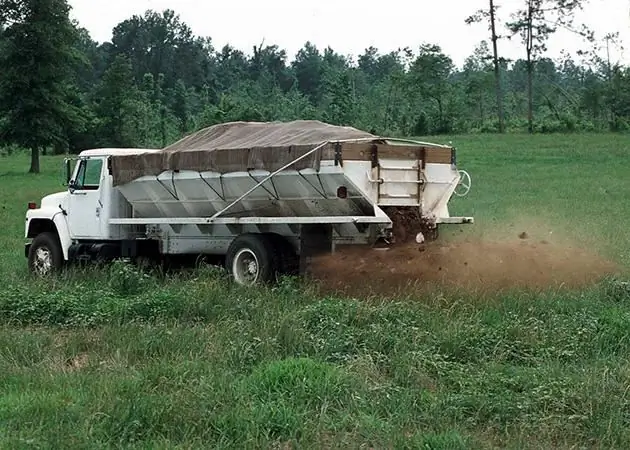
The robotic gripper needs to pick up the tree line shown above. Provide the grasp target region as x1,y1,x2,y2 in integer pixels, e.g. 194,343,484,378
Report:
0,0,628,172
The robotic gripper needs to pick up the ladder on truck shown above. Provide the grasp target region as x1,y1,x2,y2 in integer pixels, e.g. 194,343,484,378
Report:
368,157,425,207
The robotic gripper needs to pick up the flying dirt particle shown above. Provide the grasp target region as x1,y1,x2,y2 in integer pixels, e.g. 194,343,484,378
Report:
519,232,529,239
307,235,620,297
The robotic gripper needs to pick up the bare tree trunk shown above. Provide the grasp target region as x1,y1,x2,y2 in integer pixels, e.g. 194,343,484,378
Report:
29,146,40,173
527,57,534,133
526,0,534,134
605,35,616,129
383,75,396,132
436,97,444,132
479,96,484,123
160,105,167,147
489,0,505,133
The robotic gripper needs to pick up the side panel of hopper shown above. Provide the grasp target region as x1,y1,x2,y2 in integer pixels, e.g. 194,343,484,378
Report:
115,165,378,220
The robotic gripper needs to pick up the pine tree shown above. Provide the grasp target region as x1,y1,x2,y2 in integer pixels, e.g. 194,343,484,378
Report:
94,54,142,147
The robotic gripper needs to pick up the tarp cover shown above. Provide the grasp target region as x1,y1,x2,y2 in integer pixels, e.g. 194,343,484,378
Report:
110,120,377,186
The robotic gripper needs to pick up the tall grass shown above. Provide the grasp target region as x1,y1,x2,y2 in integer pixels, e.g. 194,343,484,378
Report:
1,133,630,448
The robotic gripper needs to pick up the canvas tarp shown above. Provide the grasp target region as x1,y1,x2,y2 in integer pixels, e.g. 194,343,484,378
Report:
109,120,377,186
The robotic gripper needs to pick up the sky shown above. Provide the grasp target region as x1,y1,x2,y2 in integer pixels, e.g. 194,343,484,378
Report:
69,0,629,68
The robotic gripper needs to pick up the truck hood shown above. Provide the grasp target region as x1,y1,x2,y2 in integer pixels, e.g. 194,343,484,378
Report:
40,191,69,210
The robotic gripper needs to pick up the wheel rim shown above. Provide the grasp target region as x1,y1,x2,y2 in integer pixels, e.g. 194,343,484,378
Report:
232,248,260,285
33,246,53,276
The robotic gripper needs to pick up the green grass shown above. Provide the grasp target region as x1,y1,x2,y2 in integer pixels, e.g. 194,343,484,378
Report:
1,133,630,449
436,133,630,267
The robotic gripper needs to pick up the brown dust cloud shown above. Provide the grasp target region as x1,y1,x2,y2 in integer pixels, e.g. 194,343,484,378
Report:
306,221,620,297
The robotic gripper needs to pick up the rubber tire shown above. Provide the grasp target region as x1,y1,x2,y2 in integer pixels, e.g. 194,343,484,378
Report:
225,234,278,286
28,232,64,277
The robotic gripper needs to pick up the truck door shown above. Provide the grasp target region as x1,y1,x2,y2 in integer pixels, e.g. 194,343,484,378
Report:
68,157,105,239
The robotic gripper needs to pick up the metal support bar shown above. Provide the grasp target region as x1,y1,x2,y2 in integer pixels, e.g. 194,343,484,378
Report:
384,137,452,149
198,173,225,201
298,171,327,199
379,194,415,199
378,166,420,171
207,138,376,221
248,172,279,200
366,171,384,184
334,142,342,166
110,215,393,226
370,144,378,168
156,177,179,200
366,171,423,185
436,217,475,224
208,141,328,220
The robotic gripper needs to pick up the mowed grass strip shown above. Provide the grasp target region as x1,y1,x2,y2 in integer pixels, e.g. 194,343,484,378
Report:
1,133,629,448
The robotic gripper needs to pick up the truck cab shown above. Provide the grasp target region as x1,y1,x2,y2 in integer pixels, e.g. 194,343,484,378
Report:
25,148,159,276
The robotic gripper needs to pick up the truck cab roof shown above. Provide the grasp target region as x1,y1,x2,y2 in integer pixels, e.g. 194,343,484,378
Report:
78,148,161,157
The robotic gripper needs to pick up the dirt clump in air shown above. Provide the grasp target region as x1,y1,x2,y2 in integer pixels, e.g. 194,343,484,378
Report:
306,233,619,297
381,206,438,243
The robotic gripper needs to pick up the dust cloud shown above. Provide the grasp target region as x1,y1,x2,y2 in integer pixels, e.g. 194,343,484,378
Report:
306,227,620,297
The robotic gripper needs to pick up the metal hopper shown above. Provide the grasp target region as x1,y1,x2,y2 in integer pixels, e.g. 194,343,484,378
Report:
108,120,473,245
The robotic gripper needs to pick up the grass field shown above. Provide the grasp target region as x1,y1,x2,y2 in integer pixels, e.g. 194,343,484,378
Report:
1,133,629,449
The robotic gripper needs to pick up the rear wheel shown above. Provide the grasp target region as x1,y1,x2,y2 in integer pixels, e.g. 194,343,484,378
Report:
28,232,63,277
226,234,278,286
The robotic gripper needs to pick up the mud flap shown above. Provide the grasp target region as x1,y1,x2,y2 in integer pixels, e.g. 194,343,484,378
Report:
298,224,333,276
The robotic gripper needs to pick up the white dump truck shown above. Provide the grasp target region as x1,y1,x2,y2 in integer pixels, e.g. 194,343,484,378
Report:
24,120,473,285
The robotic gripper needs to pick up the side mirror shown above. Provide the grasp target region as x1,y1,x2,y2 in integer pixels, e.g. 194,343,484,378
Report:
63,158,72,186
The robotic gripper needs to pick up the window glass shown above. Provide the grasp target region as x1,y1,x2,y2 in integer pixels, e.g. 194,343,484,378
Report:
75,158,103,190
74,162,86,187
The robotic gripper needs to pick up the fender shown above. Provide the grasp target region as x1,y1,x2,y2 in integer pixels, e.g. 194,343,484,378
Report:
25,208,72,260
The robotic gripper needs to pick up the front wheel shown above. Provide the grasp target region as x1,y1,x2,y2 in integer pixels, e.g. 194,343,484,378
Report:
28,232,64,277
225,234,278,286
